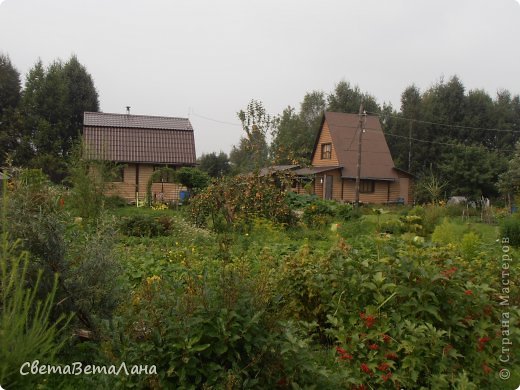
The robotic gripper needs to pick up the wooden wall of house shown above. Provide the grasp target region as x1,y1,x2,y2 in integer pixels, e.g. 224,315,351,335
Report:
342,179,396,204
105,164,187,203
311,121,339,167
396,171,414,204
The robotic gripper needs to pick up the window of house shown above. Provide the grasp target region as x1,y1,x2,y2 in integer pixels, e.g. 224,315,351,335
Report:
321,143,332,159
359,180,375,193
110,165,125,182
153,165,176,183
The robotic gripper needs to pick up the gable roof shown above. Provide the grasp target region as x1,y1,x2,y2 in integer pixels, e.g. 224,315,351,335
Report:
83,112,196,165
312,112,399,180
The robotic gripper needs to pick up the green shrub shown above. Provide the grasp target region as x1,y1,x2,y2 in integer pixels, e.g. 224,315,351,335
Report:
7,169,123,331
431,218,468,245
1,190,71,388
189,172,295,231
335,203,361,221
119,215,167,237
500,216,520,247
104,194,127,209
302,200,334,227
285,191,319,209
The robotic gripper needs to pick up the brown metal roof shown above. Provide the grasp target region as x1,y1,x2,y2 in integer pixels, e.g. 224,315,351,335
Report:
84,112,193,131
83,112,196,165
317,112,399,180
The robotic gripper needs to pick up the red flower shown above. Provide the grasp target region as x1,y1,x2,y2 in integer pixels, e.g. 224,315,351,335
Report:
382,334,391,343
482,363,492,374
464,290,473,295
382,372,393,382
478,336,491,351
360,363,373,376
441,266,457,278
336,346,353,361
340,353,353,360
369,343,379,350
360,312,376,328
377,362,390,372
385,352,398,360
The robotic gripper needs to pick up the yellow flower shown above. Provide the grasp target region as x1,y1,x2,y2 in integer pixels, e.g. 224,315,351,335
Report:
146,275,161,285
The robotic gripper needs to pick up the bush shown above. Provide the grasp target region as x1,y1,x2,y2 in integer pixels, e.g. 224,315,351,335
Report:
302,200,334,227
189,172,295,232
285,191,319,209
0,211,71,388
104,195,127,209
335,203,361,221
7,169,123,331
500,216,520,247
431,218,468,245
119,215,167,237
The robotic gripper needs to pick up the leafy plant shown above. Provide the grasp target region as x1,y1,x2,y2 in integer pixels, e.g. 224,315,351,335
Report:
0,189,71,388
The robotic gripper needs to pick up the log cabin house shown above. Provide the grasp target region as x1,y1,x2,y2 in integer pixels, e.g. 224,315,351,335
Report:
83,111,196,204
292,111,414,204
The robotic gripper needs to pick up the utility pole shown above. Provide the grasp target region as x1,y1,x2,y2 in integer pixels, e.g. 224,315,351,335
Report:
355,103,366,206
408,120,412,171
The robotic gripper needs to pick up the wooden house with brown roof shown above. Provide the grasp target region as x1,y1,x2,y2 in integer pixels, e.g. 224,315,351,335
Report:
83,111,196,203
298,111,413,204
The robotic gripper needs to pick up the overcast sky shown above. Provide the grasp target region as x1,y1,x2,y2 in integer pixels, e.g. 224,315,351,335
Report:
1,0,519,156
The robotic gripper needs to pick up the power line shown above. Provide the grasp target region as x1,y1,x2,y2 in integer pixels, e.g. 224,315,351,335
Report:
383,131,514,153
190,111,242,127
366,111,520,134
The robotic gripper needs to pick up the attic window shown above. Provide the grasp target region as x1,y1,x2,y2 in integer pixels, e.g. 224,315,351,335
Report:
321,143,332,159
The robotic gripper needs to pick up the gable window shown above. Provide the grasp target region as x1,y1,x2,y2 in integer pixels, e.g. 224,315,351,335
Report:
153,165,176,183
321,143,332,160
359,180,375,193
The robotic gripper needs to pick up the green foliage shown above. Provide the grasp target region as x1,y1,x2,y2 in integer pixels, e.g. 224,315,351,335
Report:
7,169,123,331
119,215,168,237
0,192,70,388
431,218,469,245
67,142,118,220
176,167,210,195
498,141,520,199
326,80,380,113
231,99,276,173
146,166,178,206
302,200,335,228
285,191,319,208
189,172,295,232
500,216,520,247
198,151,230,177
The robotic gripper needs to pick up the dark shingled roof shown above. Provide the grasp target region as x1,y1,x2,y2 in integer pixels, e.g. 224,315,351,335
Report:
83,112,196,165
312,112,399,180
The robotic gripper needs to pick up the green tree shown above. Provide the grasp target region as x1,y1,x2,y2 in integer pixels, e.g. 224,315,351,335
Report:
19,56,99,181
271,91,325,165
231,99,275,172
198,151,230,177
0,54,22,166
326,81,380,113
271,106,306,164
176,167,210,195
498,141,520,204
0,53,21,115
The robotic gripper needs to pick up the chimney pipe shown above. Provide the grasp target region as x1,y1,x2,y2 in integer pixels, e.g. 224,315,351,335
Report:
126,106,131,115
